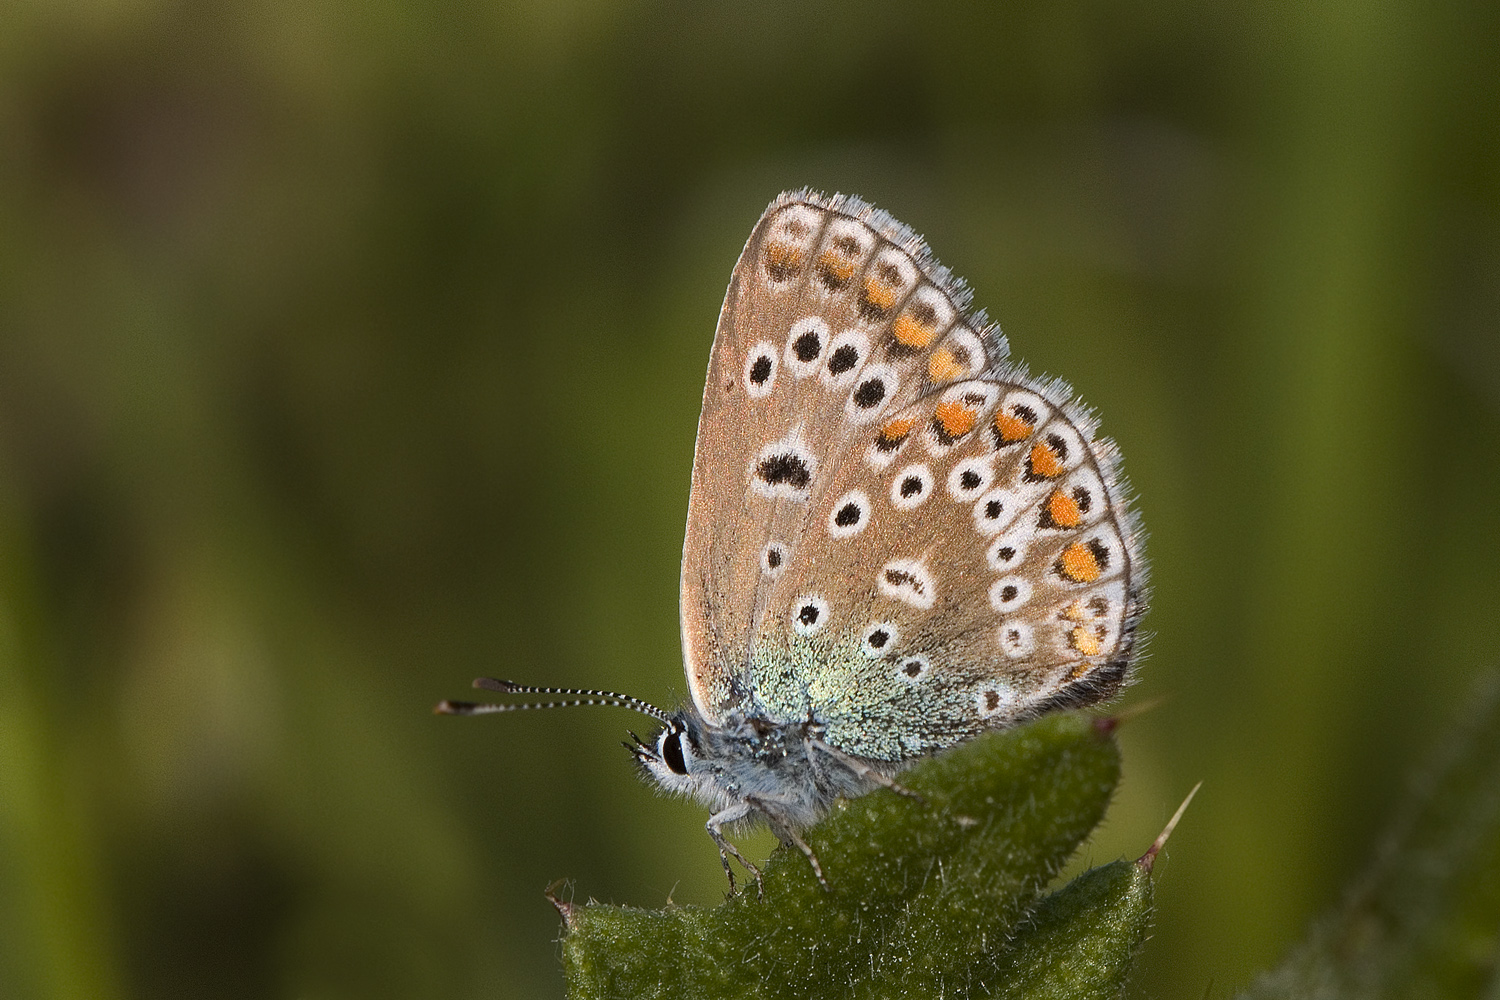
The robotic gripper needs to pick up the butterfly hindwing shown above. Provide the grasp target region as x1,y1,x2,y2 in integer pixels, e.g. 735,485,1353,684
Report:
755,377,1144,759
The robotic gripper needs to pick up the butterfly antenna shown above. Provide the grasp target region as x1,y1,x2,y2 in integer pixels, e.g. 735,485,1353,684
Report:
435,677,673,725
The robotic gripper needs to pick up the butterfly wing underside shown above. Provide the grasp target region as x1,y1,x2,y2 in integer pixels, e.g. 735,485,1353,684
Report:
680,191,1145,762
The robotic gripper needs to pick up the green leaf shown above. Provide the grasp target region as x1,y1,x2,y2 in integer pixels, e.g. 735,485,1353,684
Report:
987,860,1153,1000
1241,676,1500,1000
560,713,1155,1000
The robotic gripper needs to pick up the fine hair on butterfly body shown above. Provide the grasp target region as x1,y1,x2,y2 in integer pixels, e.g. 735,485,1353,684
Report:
439,189,1147,893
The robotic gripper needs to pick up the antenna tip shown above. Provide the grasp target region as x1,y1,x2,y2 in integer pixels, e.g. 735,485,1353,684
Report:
435,700,478,715
473,677,516,692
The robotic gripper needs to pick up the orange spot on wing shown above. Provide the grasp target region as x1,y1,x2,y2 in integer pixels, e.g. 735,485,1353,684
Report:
878,416,917,445
1061,600,1088,622
994,410,1035,443
1028,440,1064,479
765,241,803,275
863,278,899,311
816,249,856,283
1046,489,1082,528
1057,542,1102,583
892,313,936,348
1069,626,1103,656
934,401,977,439
928,348,963,382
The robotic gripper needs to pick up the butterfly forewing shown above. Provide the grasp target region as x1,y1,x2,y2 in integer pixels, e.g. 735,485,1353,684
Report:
681,191,1143,758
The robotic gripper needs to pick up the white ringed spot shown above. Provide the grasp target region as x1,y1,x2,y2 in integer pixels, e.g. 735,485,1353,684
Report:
820,329,870,389
845,363,899,422
784,317,829,377
896,654,931,683
760,541,789,577
749,434,817,501
989,576,1032,612
791,595,830,636
976,682,1018,719
828,490,873,538
878,558,936,610
947,455,994,501
743,342,778,398
986,532,1028,571
973,487,1019,535
861,621,900,658
997,622,1036,658
890,463,933,510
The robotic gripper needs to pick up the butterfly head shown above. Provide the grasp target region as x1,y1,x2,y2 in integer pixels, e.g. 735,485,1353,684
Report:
628,712,710,799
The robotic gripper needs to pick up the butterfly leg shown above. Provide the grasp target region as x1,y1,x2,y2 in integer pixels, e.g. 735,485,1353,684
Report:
705,802,763,898
808,738,927,805
745,795,830,892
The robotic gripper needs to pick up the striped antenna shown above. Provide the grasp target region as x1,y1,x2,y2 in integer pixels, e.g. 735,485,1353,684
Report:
434,677,673,725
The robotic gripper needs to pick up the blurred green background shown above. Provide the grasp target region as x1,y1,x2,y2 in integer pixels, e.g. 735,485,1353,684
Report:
2,2,1498,998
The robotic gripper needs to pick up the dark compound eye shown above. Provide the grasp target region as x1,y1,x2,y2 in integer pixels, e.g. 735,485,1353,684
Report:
659,728,688,775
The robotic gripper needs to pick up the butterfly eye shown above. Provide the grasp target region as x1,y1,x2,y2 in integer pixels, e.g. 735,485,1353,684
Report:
658,728,689,775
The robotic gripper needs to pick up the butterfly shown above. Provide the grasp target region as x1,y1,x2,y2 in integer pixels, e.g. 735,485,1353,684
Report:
439,190,1146,892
